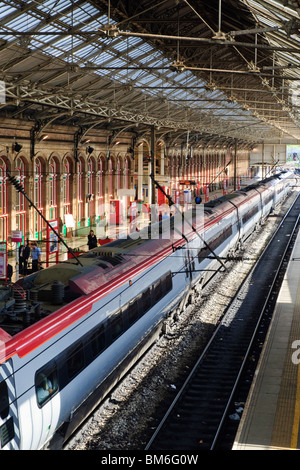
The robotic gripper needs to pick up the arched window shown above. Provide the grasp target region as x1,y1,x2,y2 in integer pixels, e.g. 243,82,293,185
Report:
15,157,26,240
49,157,57,220
97,157,105,220
34,158,44,239
124,157,130,212
87,158,95,223
117,157,122,193
97,158,104,202
200,152,204,191
63,157,71,216
108,157,114,200
124,157,130,190
77,157,84,225
0,157,7,242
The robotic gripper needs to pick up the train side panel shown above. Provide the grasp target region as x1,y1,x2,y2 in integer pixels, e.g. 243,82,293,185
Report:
11,212,238,449
0,171,292,450
10,239,195,448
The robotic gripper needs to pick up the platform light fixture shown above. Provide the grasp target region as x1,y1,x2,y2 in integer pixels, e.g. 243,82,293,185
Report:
12,142,22,153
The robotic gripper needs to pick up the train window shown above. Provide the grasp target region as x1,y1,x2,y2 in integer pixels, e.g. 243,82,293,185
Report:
165,272,172,293
0,381,9,419
198,226,232,262
91,325,105,358
67,342,84,380
242,206,258,224
153,280,162,302
110,313,123,341
142,288,151,312
35,363,58,407
126,300,139,327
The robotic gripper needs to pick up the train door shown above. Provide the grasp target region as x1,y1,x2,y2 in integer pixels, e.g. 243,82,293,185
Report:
0,359,20,449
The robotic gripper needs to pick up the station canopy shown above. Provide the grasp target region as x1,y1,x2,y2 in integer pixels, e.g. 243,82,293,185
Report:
1,0,300,148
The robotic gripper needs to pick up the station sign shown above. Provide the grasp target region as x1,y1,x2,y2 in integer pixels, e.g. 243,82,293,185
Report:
11,230,23,242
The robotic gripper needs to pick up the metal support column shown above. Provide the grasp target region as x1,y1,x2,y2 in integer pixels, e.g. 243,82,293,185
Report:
150,125,156,206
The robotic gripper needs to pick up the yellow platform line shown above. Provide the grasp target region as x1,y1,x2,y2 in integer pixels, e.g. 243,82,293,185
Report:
291,362,300,448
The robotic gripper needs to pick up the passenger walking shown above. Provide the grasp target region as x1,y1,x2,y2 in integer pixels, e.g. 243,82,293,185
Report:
19,240,30,275
31,242,42,272
87,230,97,250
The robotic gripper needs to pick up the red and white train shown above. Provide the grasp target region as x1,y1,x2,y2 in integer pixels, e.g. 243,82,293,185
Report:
0,171,291,450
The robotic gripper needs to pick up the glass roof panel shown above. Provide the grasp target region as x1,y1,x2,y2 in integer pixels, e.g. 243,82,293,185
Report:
0,0,266,133
81,17,108,30
38,0,72,12
51,36,83,50
76,44,98,58
61,3,99,25
3,13,41,31
0,4,18,22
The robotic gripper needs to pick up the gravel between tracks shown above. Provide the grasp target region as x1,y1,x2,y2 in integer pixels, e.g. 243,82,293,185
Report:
65,191,299,451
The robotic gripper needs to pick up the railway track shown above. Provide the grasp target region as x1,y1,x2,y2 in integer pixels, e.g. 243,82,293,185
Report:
145,195,300,451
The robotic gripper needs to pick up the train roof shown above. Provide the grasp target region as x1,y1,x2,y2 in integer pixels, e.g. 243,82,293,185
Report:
0,171,290,363
204,172,286,211
0,236,176,361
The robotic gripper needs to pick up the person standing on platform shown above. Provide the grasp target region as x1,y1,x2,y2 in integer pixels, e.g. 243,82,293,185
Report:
31,242,42,272
87,230,97,250
19,240,30,275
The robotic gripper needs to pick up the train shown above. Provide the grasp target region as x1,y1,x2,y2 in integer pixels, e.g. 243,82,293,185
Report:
0,171,292,450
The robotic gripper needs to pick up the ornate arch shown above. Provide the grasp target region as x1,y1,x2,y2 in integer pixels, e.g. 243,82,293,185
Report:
0,156,8,242
87,155,96,223
33,155,45,239
48,154,59,220
77,156,85,223
62,155,72,220
97,155,106,212
14,155,27,239
116,154,122,194
107,155,115,199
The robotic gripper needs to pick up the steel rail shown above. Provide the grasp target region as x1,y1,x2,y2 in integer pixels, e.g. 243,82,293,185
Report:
145,194,300,451
211,206,300,449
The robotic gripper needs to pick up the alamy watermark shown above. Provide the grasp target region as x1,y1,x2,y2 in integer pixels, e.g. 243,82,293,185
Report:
95,202,205,241
291,340,300,365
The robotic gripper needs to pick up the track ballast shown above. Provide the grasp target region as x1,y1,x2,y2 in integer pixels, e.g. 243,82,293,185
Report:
145,195,300,451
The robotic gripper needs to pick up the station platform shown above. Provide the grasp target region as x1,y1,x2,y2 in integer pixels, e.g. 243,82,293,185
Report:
233,224,300,450
7,182,242,283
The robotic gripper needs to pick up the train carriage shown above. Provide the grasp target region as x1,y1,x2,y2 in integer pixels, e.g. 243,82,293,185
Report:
0,171,292,450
